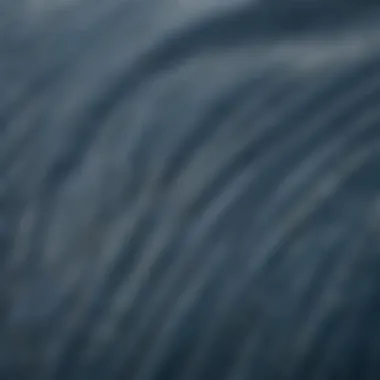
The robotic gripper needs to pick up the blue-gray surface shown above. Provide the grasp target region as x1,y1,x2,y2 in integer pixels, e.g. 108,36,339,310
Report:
1,1,380,379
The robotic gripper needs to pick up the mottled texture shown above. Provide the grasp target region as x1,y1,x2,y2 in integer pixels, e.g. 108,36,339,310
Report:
1,1,380,379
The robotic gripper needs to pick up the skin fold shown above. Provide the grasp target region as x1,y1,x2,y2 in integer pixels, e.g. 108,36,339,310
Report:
1,1,380,379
